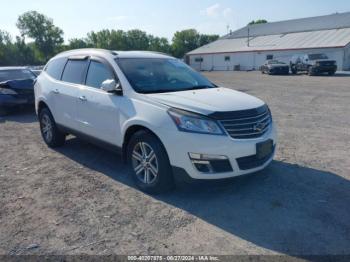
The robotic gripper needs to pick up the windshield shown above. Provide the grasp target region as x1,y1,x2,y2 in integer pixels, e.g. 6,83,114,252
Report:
309,54,328,60
0,69,36,82
116,58,215,93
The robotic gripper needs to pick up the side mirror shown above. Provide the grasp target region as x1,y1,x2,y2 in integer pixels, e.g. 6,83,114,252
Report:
101,79,123,95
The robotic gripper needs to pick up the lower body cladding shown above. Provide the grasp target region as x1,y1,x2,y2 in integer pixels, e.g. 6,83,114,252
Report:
158,123,277,180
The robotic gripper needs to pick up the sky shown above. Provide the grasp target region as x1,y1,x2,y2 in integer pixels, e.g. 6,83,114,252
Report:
1,0,350,42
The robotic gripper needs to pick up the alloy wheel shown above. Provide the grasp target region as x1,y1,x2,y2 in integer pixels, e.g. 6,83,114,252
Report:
132,142,159,184
41,114,53,143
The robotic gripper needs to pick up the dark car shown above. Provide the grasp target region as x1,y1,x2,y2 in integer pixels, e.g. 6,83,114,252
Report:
260,60,289,75
0,67,37,116
290,54,337,76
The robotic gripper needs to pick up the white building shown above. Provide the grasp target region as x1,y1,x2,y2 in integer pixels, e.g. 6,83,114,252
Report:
187,12,350,71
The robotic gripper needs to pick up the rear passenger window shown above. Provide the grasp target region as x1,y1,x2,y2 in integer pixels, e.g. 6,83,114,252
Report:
61,60,88,84
45,58,67,80
85,61,115,88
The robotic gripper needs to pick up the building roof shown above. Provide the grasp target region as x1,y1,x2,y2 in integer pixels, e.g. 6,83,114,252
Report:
225,12,350,39
188,12,350,55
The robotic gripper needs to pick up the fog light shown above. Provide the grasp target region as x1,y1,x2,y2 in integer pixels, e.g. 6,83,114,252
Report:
189,153,228,160
189,153,233,174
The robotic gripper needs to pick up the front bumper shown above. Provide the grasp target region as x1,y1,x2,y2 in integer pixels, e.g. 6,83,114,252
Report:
158,123,277,180
311,65,337,73
269,67,289,75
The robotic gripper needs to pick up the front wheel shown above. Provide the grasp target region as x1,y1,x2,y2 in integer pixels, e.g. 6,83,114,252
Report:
127,130,174,194
39,107,66,148
328,71,335,76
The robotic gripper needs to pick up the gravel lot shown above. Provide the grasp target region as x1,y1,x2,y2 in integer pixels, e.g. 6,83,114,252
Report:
0,71,350,256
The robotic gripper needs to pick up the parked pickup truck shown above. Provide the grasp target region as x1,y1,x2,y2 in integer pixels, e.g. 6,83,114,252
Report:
290,54,337,76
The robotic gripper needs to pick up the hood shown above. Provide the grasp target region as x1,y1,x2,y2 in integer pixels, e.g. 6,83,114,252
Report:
146,87,265,115
0,79,34,90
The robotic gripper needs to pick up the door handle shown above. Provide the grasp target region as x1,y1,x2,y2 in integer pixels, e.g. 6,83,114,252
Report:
53,89,59,94
79,96,87,102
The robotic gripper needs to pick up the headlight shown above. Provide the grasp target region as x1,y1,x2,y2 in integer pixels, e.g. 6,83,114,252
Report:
168,108,225,135
0,88,17,95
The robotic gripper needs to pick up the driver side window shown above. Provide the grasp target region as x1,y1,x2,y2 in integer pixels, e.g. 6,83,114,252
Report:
85,61,115,89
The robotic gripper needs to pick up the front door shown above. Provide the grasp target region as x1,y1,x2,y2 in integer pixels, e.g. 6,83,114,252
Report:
76,59,122,145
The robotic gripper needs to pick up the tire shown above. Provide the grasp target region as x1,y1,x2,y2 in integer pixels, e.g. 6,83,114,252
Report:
126,130,174,194
328,71,335,76
291,68,297,75
39,107,66,148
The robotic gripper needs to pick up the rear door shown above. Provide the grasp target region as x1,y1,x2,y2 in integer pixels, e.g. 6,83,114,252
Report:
55,57,89,130
76,57,122,145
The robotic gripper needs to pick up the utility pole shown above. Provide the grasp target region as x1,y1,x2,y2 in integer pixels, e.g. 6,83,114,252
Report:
247,27,250,47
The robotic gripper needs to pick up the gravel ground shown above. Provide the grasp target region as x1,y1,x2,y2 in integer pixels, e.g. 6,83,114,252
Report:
0,71,349,256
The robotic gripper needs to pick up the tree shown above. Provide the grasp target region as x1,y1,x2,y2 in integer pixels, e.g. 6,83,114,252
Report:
0,30,14,66
68,38,91,49
148,36,171,54
248,19,268,25
17,11,64,61
13,36,37,65
171,29,219,58
125,29,150,50
198,34,219,47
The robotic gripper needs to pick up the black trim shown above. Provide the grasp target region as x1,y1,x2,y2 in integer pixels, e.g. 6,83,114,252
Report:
171,166,194,183
210,159,233,173
236,145,275,170
56,124,122,154
208,104,268,120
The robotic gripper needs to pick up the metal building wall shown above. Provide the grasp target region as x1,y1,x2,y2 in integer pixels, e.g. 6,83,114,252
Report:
345,44,350,70
189,47,347,71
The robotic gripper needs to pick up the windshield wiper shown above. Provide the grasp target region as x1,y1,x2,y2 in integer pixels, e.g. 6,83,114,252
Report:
140,85,214,94
184,85,214,91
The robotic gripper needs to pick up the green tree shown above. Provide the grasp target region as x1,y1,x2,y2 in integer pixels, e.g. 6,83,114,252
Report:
17,11,64,61
0,30,14,66
171,29,200,58
68,38,91,49
198,34,219,47
148,36,171,54
125,29,150,50
248,19,268,25
171,29,219,58
13,36,37,65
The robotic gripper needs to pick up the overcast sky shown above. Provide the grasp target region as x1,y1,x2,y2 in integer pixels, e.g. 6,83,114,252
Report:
2,0,350,42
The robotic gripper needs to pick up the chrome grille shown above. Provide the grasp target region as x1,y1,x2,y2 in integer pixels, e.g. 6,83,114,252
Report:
218,107,272,139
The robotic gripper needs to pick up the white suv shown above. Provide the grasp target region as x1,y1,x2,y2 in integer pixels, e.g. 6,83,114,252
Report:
35,49,277,193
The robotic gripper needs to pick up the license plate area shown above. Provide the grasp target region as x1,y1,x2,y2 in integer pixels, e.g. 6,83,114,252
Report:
256,139,273,159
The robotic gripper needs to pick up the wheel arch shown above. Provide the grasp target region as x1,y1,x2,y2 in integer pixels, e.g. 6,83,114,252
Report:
122,124,164,163
38,100,50,114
